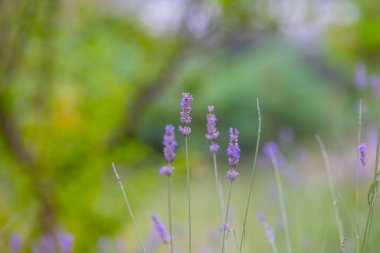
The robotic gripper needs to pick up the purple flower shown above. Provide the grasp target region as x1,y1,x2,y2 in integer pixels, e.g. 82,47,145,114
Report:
263,141,279,158
226,170,239,181
179,93,193,135
162,124,177,162
355,62,367,89
210,143,220,153
257,212,275,244
206,105,220,138
221,223,231,232
151,213,170,244
159,166,174,176
10,233,22,253
32,234,56,253
359,143,367,166
57,233,74,253
227,128,240,167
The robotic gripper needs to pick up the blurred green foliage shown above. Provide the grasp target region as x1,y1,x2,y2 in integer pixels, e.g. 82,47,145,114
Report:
1,0,380,252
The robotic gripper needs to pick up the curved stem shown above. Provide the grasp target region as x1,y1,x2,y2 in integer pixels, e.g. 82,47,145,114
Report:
112,163,147,253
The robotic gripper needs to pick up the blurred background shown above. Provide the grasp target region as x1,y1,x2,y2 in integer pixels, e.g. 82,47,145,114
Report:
1,0,380,252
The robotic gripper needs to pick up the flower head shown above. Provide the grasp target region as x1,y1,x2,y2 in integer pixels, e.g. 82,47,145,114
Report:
57,233,74,253
226,170,239,181
257,212,275,244
206,105,220,152
151,213,170,244
227,128,240,167
221,223,231,232
162,124,177,163
10,233,22,253
179,93,193,135
159,166,174,176
359,143,367,166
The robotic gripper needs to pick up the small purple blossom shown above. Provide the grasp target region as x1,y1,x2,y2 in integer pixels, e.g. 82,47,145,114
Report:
206,106,220,138
359,143,367,166
263,141,281,161
227,128,240,167
57,233,74,253
32,234,56,253
210,143,220,153
179,93,193,135
151,213,170,244
160,166,174,175
226,170,239,181
355,62,367,89
163,124,177,163
10,233,22,253
257,212,275,244
221,223,231,232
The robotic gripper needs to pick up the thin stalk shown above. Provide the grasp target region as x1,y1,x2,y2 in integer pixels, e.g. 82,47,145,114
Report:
168,175,173,253
112,163,147,253
240,98,261,251
269,152,292,253
270,242,280,253
361,109,380,253
222,181,233,253
212,150,228,253
212,148,225,223
356,99,362,253
315,135,344,245
185,136,192,253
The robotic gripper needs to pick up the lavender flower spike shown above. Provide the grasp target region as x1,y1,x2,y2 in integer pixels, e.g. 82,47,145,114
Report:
359,143,367,166
58,233,74,253
257,212,275,244
227,128,240,167
163,124,177,163
206,105,220,153
178,93,193,135
151,213,170,244
10,233,22,253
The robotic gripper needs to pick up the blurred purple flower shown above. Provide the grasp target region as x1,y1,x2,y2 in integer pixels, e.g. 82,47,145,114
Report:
263,141,279,158
151,213,170,244
10,233,22,253
221,223,231,232
163,124,177,163
206,106,220,152
159,165,174,175
57,233,74,253
257,212,275,244
179,93,193,135
198,245,214,253
32,234,56,253
359,143,367,167
278,126,295,144
227,128,240,167
226,170,239,181
355,62,367,89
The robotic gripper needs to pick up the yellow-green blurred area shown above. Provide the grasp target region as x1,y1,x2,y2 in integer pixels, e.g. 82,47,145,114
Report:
1,0,380,252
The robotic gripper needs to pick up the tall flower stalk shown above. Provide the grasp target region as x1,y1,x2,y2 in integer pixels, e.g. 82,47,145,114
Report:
178,92,193,253
265,142,292,253
240,98,261,251
257,212,279,253
315,135,344,245
205,106,224,222
160,124,177,253
222,128,240,253
112,163,147,253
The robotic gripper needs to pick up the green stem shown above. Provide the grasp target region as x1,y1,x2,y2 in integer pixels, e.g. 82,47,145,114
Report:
212,149,225,222
315,135,344,245
185,136,192,253
356,99,362,253
240,98,261,252
269,152,292,253
168,175,173,253
222,181,233,253
112,163,147,253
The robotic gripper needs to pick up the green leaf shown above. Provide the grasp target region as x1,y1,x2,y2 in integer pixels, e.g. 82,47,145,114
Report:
368,180,379,205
